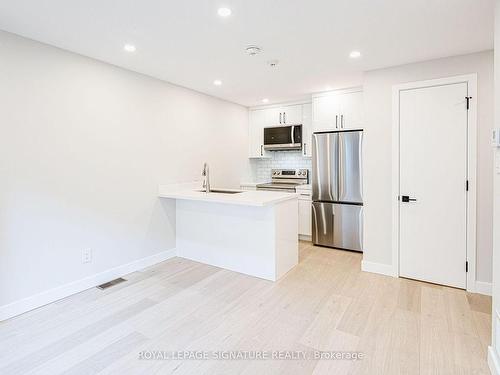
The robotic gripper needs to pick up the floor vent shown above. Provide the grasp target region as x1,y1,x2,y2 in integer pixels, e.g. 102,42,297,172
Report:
97,277,126,290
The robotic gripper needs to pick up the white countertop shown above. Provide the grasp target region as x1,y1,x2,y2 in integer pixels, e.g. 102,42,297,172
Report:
159,185,298,207
240,181,270,187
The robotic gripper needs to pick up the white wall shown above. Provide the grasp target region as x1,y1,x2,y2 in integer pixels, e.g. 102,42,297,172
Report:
363,51,494,284
489,1,500,371
0,31,249,317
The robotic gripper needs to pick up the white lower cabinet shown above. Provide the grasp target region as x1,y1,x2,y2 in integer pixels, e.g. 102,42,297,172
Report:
297,188,312,238
298,199,312,237
240,184,258,191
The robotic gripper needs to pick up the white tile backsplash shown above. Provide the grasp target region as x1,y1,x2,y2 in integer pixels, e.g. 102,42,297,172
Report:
250,151,312,181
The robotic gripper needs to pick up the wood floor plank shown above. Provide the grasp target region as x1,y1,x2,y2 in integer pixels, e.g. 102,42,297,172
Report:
473,310,493,355
0,242,491,375
60,332,147,375
0,299,156,375
397,278,422,313
467,292,493,314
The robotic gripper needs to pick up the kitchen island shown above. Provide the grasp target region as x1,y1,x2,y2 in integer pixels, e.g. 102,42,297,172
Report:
159,185,298,281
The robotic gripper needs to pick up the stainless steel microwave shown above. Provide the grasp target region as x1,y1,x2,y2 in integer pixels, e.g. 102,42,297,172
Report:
264,125,302,150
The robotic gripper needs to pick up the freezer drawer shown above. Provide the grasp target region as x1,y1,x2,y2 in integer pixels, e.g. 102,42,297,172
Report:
312,202,363,251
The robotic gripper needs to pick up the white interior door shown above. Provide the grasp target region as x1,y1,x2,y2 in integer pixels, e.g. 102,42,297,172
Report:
399,82,468,289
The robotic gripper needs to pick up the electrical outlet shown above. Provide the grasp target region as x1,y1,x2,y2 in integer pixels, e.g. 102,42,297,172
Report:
82,248,92,264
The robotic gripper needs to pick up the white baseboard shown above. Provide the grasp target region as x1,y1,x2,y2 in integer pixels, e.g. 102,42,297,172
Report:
489,346,500,375
299,234,312,241
361,260,396,277
0,248,177,322
473,281,492,296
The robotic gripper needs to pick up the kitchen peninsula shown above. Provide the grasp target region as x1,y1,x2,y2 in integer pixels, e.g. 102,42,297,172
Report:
159,185,299,281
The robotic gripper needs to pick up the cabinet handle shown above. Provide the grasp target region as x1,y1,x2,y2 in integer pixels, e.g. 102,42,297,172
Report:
336,115,338,129
304,143,306,155
341,114,344,129
279,112,282,124
260,144,263,156
283,112,286,124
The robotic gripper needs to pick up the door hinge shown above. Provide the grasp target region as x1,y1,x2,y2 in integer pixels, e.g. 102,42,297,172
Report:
466,261,469,273
466,180,469,191
465,96,472,110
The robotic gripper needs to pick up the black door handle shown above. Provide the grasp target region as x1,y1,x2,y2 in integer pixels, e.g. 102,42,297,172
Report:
401,195,417,202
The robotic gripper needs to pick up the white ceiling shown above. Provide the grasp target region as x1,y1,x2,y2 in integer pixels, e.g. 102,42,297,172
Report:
0,0,494,107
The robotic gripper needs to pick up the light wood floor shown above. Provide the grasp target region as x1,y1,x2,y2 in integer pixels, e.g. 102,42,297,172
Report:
0,242,492,375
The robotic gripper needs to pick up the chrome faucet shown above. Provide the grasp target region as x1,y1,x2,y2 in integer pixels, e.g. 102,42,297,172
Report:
202,162,210,193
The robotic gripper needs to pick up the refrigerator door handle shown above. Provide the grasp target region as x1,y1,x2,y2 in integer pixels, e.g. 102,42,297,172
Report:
338,136,344,199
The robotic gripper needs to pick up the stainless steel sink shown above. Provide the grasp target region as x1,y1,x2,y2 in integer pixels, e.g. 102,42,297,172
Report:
196,189,243,194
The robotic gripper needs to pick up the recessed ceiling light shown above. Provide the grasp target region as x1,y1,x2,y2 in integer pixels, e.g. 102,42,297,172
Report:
245,45,262,56
262,98,269,103
217,7,232,17
349,51,361,58
213,80,222,86
124,44,136,52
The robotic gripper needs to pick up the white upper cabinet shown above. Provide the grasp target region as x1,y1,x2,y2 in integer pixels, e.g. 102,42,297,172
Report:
264,107,283,126
338,90,364,129
264,104,303,126
312,88,363,132
248,102,311,158
281,104,303,125
312,95,341,129
301,103,312,157
248,109,268,158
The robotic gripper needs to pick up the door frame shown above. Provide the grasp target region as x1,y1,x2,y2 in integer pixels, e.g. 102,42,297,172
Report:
391,74,477,292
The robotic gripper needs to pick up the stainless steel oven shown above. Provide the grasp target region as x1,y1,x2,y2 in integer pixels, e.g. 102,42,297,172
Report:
257,169,309,192
264,125,302,151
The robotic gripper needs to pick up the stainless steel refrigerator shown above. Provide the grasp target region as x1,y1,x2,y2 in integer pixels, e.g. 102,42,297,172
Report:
312,130,363,252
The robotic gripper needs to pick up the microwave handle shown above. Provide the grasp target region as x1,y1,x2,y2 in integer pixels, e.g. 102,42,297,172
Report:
290,125,294,144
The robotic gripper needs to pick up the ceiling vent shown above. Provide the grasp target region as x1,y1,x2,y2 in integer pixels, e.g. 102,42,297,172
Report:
245,45,262,56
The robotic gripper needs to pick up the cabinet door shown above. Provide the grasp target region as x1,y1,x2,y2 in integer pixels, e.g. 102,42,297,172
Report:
264,107,283,126
301,103,312,157
298,199,312,236
249,110,267,158
281,104,303,125
240,185,257,191
338,91,363,129
312,94,341,132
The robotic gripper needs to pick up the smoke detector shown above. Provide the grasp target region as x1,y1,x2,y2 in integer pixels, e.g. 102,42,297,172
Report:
245,45,262,56
267,59,279,68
